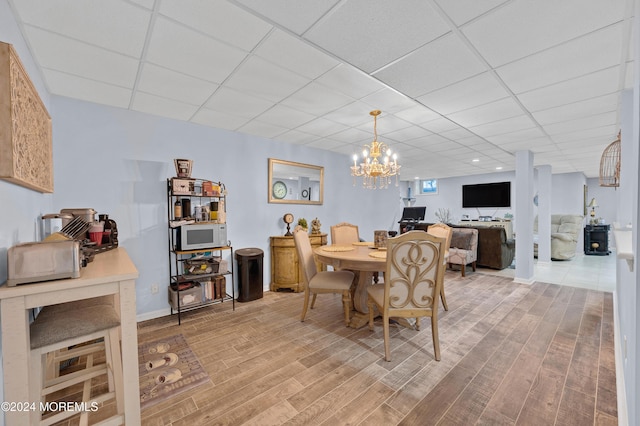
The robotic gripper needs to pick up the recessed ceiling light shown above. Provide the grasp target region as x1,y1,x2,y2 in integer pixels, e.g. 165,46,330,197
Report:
472,158,479,162
496,166,503,170
414,176,420,180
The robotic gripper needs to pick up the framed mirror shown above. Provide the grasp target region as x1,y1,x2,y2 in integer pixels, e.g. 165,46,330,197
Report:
268,158,324,205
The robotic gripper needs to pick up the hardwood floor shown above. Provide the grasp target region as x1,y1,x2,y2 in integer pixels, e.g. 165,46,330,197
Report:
137,271,617,426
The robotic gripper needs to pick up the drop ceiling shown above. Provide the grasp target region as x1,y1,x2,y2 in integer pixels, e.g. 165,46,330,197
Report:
7,0,635,180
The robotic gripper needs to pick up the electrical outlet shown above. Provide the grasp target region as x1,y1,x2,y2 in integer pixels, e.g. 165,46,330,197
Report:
151,284,159,294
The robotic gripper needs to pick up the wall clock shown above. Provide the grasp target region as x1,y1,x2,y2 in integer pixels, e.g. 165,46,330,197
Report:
272,181,287,199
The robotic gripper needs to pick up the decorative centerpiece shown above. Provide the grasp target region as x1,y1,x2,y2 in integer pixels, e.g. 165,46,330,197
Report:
311,217,321,234
435,208,452,224
297,218,308,233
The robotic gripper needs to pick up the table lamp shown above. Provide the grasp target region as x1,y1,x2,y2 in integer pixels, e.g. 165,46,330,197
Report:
588,198,599,224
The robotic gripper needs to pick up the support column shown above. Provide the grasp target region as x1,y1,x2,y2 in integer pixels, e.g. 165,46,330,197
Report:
514,150,535,284
537,165,552,263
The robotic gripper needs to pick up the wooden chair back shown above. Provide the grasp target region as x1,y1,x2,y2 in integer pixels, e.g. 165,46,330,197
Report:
330,222,359,245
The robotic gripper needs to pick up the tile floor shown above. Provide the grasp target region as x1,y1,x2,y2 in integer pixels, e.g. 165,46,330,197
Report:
478,251,617,293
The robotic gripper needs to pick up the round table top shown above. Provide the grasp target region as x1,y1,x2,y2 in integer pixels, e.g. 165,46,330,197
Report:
314,244,386,272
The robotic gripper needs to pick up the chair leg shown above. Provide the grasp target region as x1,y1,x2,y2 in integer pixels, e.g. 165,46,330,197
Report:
472,261,477,272
367,297,375,331
342,290,351,326
310,293,318,309
415,317,421,331
431,316,441,361
300,290,311,322
461,264,466,277
383,313,391,362
440,286,448,311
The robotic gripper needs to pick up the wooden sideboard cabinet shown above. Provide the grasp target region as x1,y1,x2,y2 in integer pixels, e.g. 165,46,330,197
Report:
270,233,327,292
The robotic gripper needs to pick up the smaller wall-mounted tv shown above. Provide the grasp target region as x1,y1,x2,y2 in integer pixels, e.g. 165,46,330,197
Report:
462,182,511,208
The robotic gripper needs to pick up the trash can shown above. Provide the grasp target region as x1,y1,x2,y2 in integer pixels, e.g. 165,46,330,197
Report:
236,248,264,302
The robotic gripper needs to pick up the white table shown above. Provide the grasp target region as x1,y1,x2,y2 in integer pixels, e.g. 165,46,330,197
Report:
0,248,140,425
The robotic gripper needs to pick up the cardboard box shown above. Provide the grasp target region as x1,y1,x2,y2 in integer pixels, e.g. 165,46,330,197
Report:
171,178,195,195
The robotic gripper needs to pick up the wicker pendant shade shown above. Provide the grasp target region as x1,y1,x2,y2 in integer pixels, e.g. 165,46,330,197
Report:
599,132,621,187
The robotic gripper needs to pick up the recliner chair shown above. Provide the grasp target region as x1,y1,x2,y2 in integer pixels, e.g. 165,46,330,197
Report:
534,214,584,260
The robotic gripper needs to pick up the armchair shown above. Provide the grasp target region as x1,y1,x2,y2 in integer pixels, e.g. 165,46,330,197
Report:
447,228,478,277
534,214,584,260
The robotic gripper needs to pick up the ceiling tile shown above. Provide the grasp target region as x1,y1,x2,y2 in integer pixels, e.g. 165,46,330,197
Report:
275,129,318,145
159,0,272,51
137,63,219,105
373,33,486,97
544,111,617,136
225,55,311,103
280,82,354,115
421,118,466,134
417,72,510,115
295,118,348,137
434,0,509,26
462,0,626,67
448,98,524,128
44,69,132,108
131,92,199,121
315,64,385,99
12,0,150,57
305,0,450,73
237,119,289,139
191,108,249,130
24,27,139,88
533,93,619,125
191,108,249,131
394,105,442,124
322,101,377,127
517,66,621,112
469,115,538,138
360,88,417,113
495,23,624,94
146,16,248,83
254,29,338,79
205,86,274,119
231,0,341,35
256,104,315,128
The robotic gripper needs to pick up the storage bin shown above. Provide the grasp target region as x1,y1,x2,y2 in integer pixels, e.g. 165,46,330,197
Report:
184,257,220,275
168,283,203,309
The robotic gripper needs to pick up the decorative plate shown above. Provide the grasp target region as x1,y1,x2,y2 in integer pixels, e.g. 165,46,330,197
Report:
322,245,355,252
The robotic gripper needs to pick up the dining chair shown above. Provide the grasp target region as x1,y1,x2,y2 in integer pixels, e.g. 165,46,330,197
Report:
426,222,452,311
367,230,446,361
293,227,355,326
330,222,360,245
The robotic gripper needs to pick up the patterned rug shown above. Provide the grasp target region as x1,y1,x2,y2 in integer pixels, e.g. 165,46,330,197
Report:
139,333,210,411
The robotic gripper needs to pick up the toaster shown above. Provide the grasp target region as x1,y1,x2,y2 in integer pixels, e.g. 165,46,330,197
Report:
7,240,82,287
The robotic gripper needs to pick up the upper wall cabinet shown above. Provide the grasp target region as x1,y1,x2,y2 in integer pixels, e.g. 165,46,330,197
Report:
268,158,323,205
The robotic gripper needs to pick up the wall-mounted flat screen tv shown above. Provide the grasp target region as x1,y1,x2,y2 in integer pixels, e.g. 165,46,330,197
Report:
462,182,511,208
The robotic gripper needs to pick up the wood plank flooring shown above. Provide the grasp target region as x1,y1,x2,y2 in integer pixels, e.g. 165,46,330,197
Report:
135,271,617,426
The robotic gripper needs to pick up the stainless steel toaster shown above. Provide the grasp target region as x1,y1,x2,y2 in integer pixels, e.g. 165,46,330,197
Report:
7,240,82,286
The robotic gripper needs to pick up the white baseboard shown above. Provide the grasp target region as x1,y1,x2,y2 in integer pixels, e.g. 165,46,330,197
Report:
136,307,172,323
613,290,629,426
513,277,535,285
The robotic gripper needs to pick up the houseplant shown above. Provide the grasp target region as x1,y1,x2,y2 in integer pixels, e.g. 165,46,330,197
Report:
297,218,308,232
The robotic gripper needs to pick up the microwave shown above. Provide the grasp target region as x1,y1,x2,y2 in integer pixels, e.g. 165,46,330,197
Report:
176,223,227,251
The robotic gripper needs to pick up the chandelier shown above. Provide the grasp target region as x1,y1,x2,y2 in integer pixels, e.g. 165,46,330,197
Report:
351,110,401,189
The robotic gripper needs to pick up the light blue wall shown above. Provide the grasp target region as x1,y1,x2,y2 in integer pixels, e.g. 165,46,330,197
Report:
50,95,401,319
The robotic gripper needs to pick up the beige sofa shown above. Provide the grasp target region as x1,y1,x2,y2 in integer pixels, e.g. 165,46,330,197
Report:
534,214,584,260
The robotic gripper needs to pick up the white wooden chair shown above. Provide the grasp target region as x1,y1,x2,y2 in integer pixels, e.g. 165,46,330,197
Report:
426,223,452,311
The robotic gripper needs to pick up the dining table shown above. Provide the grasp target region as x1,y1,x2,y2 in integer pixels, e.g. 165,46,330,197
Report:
313,242,387,328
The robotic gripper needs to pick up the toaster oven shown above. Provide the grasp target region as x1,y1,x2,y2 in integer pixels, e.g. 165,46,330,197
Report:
7,240,82,286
